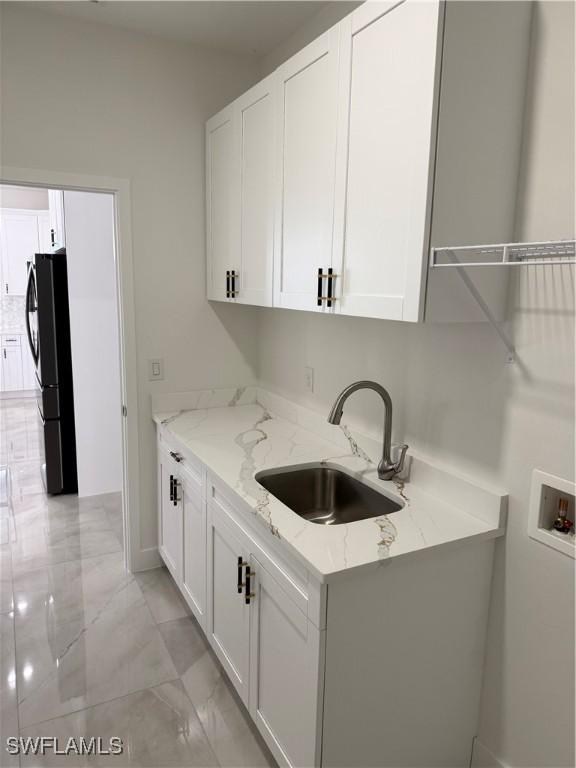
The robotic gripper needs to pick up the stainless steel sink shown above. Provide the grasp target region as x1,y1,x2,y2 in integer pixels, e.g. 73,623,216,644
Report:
255,464,403,525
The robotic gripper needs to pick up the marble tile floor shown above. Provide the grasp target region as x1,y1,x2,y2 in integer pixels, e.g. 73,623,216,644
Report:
1,398,275,768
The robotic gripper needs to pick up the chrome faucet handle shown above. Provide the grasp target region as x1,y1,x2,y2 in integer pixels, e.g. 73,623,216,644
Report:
378,444,409,481
392,444,409,474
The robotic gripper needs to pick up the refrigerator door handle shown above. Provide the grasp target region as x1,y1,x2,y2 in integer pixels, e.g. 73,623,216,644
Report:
25,267,39,367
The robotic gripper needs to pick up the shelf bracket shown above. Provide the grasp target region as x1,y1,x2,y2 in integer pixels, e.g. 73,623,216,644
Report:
445,249,516,364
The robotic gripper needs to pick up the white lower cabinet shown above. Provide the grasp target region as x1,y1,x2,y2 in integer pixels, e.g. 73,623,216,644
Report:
1,334,37,392
249,554,321,767
157,444,184,584
1,343,23,391
157,428,493,767
206,481,323,766
206,500,251,702
158,425,324,766
181,462,207,629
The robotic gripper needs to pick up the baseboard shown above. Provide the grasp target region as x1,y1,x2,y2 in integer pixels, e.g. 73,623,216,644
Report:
471,737,509,768
129,545,161,573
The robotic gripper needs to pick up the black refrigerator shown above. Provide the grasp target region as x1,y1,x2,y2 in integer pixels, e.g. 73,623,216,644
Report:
25,249,78,495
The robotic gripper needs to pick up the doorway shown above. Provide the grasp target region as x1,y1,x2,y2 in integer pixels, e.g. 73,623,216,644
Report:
0,172,139,573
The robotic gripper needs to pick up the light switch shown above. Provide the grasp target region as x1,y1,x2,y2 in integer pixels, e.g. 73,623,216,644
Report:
148,358,164,381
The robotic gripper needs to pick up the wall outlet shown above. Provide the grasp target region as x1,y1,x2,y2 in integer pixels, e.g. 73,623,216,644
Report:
304,366,314,393
148,358,164,381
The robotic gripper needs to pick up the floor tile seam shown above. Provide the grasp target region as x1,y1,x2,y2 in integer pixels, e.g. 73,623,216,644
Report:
154,618,231,768
9,523,119,544
10,548,127,582
4,607,23,752
16,617,181,728
16,674,184,733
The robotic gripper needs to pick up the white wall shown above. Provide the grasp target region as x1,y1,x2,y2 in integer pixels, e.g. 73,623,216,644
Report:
64,190,122,498
255,2,575,767
0,5,261,558
258,1,360,76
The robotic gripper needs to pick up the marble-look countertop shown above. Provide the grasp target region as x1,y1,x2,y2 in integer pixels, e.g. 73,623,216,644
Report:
153,390,506,581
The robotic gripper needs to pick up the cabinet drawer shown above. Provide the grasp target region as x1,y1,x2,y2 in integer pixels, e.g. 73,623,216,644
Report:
208,477,310,618
158,427,204,485
1,336,21,347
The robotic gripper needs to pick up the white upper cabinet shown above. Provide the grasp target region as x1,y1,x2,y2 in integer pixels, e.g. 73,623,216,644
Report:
0,210,49,296
206,104,238,302
235,76,275,307
273,28,341,312
206,76,275,307
334,1,442,322
48,190,66,250
205,0,530,323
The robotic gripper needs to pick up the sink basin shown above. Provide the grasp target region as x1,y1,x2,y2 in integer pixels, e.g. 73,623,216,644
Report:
255,464,403,525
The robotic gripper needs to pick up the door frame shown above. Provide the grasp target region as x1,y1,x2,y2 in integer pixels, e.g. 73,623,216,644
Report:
1,165,142,573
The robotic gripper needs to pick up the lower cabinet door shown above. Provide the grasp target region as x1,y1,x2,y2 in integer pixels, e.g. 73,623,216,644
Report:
182,476,207,630
249,555,321,768
158,452,183,583
206,504,250,703
1,346,24,391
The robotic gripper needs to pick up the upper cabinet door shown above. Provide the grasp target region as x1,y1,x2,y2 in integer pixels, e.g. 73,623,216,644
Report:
48,190,66,250
37,212,52,253
273,28,341,312
234,76,275,307
206,104,239,302
334,1,443,322
0,211,41,296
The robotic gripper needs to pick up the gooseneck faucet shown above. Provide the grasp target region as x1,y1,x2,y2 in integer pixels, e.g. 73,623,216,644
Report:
328,381,408,481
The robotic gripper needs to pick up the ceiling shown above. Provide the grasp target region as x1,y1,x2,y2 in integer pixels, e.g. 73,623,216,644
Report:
23,1,342,57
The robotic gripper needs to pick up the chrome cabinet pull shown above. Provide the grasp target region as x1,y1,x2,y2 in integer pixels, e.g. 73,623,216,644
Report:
169,451,182,463
169,474,174,502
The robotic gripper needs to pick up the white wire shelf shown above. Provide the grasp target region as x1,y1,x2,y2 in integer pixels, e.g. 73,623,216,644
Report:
430,239,576,268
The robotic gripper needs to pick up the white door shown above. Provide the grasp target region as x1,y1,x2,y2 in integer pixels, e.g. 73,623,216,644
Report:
335,1,442,322
48,190,66,249
248,555,321,768
157,448,183,584
0,211,41,296
206,104,240,302
273,27,342,312
206,497,250,703
1,345,24,391
235,75,275,307
181,466,207,630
